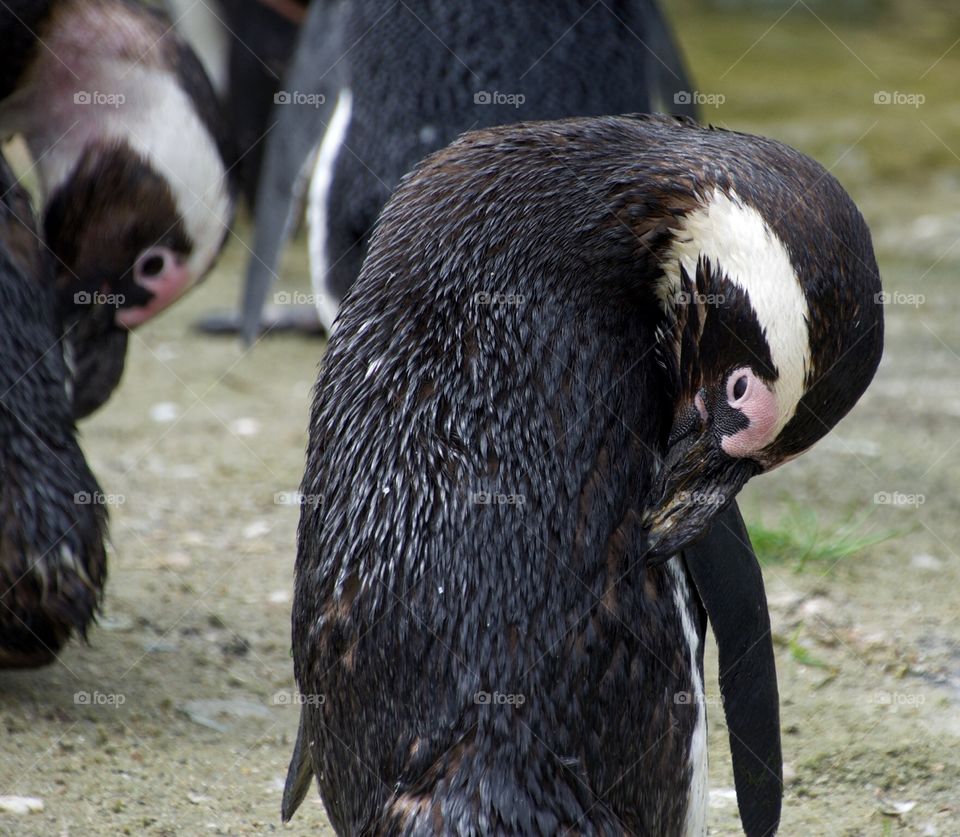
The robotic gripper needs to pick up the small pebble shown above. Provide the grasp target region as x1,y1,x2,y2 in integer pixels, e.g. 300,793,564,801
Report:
229,417,260,437
150,402,180,423
143,641,179,653
181,699,272,733
242,520,271,539
708,788,738,808
911,553,942,571
0,796,44,814
799,596,835,621
99,614,134,632
880,799,916,816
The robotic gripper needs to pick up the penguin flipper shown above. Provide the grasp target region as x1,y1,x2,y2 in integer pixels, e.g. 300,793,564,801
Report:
240,0,349,345
683,501,782,837
281,709,315,822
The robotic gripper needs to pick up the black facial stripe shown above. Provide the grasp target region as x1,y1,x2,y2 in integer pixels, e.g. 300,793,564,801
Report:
697,274,777,383
674,258,778,407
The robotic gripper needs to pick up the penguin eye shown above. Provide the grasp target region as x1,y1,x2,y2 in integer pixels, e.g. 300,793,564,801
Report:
732,375,748,400
726,369,753,405
135,247,172,281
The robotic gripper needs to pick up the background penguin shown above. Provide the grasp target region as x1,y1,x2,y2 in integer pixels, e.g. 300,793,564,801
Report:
0,0,237,416
283,115,883,834
233,0,697,341
0,152,107,669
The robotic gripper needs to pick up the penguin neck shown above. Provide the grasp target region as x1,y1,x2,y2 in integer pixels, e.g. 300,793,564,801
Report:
461,295,672,612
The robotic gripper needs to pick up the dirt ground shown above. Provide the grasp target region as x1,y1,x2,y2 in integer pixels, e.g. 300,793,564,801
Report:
2,3,959,835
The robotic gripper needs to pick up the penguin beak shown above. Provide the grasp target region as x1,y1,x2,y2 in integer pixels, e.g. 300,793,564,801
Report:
643,406,760,561
61,304,129,420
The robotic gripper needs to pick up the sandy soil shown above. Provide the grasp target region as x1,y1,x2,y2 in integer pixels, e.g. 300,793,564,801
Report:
2,3,959,835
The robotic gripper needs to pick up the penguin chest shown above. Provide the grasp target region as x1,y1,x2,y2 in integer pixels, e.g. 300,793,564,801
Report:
556,556,708,835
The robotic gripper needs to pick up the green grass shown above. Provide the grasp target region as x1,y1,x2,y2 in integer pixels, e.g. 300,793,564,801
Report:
667,0,960,193
747,507,900,571
787,628,836,672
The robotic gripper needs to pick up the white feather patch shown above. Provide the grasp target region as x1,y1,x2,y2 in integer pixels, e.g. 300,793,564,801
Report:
107,62,232,284
661,187,811,439
165,0,230,95
667,560,709,836
308,88,353,334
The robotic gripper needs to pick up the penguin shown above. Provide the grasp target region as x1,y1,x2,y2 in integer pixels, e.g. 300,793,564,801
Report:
0,151,108,669
283,115,884,834
234,0,697,342
0,0,236,416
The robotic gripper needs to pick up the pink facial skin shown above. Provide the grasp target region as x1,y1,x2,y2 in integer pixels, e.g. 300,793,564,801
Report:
115,247,192,329
720,367,780,458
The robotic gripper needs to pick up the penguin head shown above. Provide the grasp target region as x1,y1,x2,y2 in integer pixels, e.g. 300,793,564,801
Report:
644,185,884,560
5,0,236,416
42,143,196,417
331,114,883,562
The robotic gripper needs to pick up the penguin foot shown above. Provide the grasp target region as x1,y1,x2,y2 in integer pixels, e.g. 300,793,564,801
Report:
193,305,326,338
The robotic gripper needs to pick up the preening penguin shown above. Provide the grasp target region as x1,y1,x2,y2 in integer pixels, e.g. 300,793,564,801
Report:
284,115,883,834
238,0,696,341
0,153,107,669
0,0,236,415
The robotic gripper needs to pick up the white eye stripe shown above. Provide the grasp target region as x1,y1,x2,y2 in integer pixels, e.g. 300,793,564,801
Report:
659,187,811,440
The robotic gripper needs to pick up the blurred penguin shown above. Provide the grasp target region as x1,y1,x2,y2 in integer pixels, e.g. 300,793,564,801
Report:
0,151,108,668
0,0,236,416
225,0,697,341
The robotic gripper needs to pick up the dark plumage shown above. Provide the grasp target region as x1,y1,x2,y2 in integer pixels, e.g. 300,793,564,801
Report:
0,154,107,668
239,0,696,340
285,115,883,833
